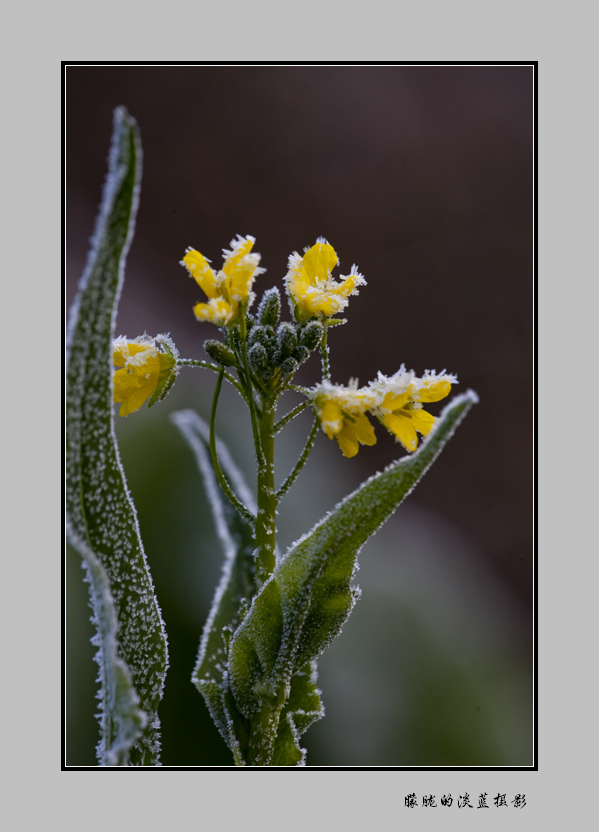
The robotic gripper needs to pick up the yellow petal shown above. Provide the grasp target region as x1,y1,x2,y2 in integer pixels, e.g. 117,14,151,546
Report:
301,241,338,284
383,390,411,411
113,366,158,417
120,385,154,417
302,288,344,318
337,424,359,458
319,400,343,438
417,379,452,403
223,236,255,273
194,299,232,325
183,249,218,299
113,367,136,401
410,408,436,436
298,276,360,319
332,274,358,301
291,272,312,299
225,263,255,306
310,293,337,317
353,412,377,446
113,347,127,368
220,238,260,316
383,412,418,452
286,274,313,320
113,341,150,367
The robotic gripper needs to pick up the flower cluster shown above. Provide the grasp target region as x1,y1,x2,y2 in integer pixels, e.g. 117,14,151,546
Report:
246,312,325,383
120,234,456,462
311,367,457,457
181,235,363,328
113,334,178,417
181,234,264,326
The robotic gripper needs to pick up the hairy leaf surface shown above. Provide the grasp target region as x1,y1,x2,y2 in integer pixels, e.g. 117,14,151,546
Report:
171,410,257,763
66,108,168,765
229,392,478,729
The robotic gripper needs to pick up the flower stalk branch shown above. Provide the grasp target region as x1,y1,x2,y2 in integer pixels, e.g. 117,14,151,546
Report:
209,367,255,525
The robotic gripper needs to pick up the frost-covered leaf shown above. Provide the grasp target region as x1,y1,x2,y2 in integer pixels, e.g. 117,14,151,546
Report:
228,392,477,752
271,660,324,767
68,530,147,765
170,410,257,764
65,107,168,766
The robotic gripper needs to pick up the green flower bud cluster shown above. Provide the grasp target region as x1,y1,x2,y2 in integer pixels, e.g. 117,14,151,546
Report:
202,287,324,385
247,288,324,381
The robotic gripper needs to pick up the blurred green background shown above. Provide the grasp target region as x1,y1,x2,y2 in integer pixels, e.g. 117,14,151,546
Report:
65,65,533,766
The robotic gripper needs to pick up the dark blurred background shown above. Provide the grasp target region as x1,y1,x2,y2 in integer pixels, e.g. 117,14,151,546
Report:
65,65,534,767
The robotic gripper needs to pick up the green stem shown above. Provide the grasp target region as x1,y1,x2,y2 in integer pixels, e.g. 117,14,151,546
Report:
237,315,265,469
254,396,277,585
209,368,255,525
178,358,247,401
273,399,311,434
276,418,319,502
320,329,331,380
285,384,312,397
248,699,285,766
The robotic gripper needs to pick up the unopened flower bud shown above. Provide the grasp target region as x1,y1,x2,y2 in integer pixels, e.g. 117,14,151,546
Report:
203,339,237,367
299,320,324,351
248,342,269,373
293,345,311,365
276,322,298,358
279,357,299,376
248,324,276,351
257,287,281,327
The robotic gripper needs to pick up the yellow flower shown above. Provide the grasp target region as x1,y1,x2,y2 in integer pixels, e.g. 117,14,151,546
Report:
113,336,177,417
312,380,378,458
285,238,366,321
370,368,456,452
181,234,263,326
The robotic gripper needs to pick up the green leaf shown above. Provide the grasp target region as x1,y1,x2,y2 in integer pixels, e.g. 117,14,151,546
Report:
271,661,324,766
147,333,180,407
67,530,147,766
170,410,257,765
65,107,168,766
228,391,477,759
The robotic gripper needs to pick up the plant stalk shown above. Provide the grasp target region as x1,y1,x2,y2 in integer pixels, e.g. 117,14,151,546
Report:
254,397,277,585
